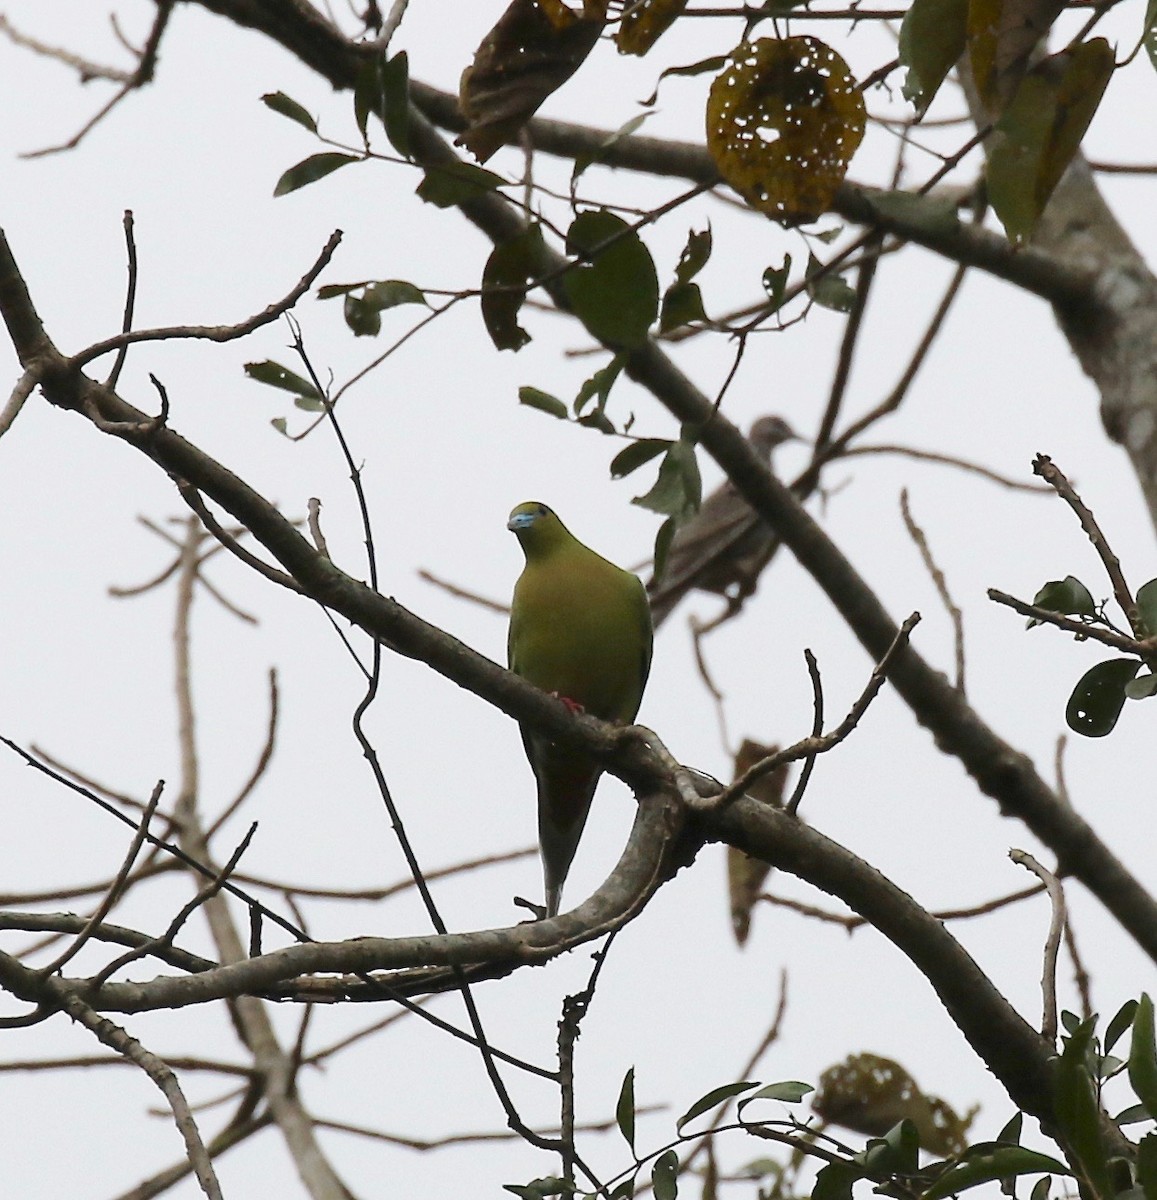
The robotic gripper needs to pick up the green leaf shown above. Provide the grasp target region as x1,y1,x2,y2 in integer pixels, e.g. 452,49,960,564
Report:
503,1177,577,1199
572,111,653,184
762,256,792,311
997,1112,1023,1144
616,1067,636,1155
354,51,410,154
651,515,678,582
330,280,427,335
640,55,727,106
811,1162,864,1200
610,439,671,480
1066,657,1142,737
610,1178,637,1200
564,210,659,348
273,152,360,197
1136,578,1157,637
1116,1102,1152,1125
574,354,626,417
417,162,505,208
1106,1000,1140,1055
244,359,322,401
578,410,616,434
659,282,707,333
806,253,855,313
860,1120,920,1176
518,386,568,420
317,281,372,299
381,51,411,157
261,91,317,133
1029,576,1095,628
922,1145,1071,1200
1130,995,1157,1119
1146,0,1157,72
1126,673,1157,700
652,1150,679,1200
482,226,549,352
271,416,289,436
343,293,381,337
1029,1177,1053,1200
632,437,701,519
898,0,968,114
1054,1017,1115,1199
674,227,713,286
1139,1133,1157,1200
364,280,427,310
676,1081,759,1134
749,1080,813,1103
988,39,1114,243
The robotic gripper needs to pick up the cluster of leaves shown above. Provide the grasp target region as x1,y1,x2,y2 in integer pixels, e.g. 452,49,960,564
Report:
507,995,1157,1200
897,0,1125,242
1028,576,1157,737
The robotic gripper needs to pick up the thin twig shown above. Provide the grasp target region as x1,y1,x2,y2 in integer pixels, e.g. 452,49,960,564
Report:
36,782,163,978
900,489,965,692
106,209,138,390
1033,454,1141,636
54,991,224,1199
706,614,921,812
70,231,343,367
785,651,823,817
206,670,280,838
987,590,1151,656
1010,850,1065,1046
418,569,510,615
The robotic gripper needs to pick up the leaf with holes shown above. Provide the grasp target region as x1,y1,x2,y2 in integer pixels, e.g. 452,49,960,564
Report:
1065,657,1141,737
457,0,605,162
706,37,865,223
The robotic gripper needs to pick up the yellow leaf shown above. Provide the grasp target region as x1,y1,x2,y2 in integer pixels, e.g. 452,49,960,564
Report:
615,0,690,56
706,37,865,223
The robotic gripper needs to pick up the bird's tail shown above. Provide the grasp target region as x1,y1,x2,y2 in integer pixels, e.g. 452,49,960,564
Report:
534,746,601,918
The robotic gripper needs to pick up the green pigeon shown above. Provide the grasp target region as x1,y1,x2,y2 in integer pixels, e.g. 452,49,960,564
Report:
647,416,798,628
507,501,653,917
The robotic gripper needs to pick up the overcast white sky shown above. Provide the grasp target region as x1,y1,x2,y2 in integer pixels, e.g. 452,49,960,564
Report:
1,2,1156,1197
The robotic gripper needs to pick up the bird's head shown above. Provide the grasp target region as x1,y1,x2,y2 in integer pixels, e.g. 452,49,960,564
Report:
508,501,569,556
749,416,800,458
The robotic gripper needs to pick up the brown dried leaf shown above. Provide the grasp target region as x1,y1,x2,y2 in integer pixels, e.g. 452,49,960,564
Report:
457,0,607,162
706,37,865,224
615,0,690,56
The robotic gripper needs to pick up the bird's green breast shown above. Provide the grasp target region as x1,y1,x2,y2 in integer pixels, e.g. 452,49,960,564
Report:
509,547,650,724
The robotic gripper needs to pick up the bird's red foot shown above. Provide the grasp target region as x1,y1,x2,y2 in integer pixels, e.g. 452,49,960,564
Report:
550,692,586,715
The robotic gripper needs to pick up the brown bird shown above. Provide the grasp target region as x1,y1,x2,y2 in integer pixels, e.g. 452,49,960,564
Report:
647,416,798,628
